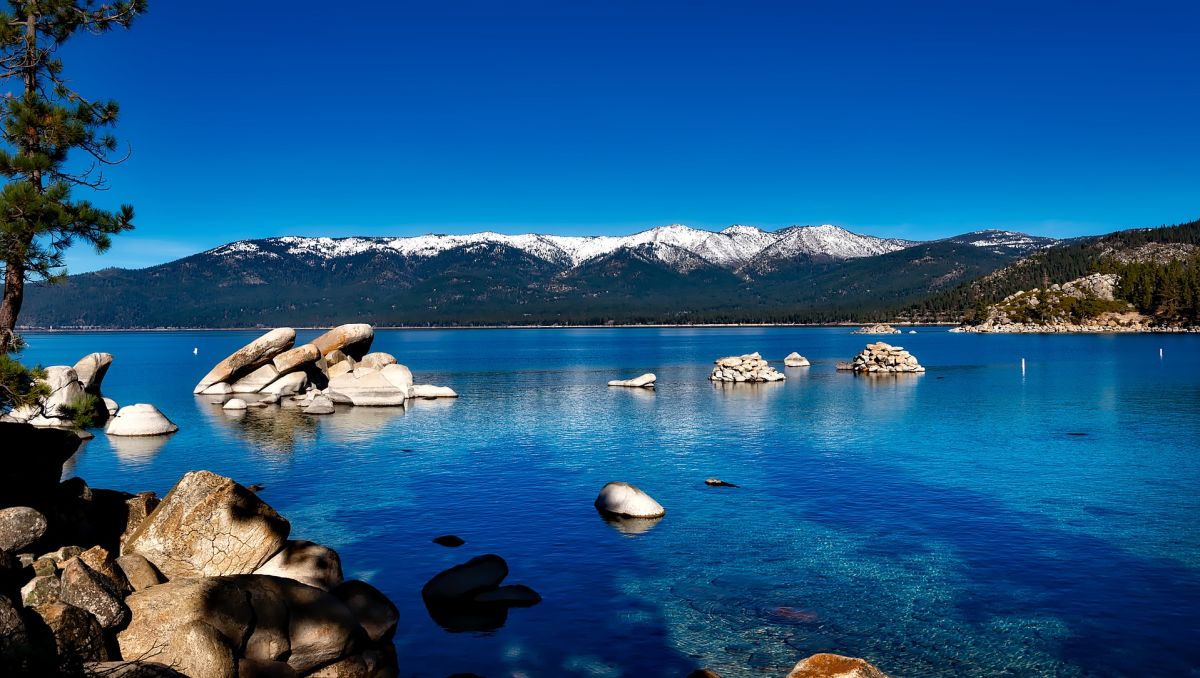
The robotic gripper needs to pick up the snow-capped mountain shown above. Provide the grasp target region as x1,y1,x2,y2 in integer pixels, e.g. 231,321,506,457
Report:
208,223,935,273
939,230,1059,256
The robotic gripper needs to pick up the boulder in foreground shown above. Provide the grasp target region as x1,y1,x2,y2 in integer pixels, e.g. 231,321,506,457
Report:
124,470,290,579
594,481,665,519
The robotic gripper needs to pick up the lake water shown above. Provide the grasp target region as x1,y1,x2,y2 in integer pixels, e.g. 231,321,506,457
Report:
16,328,1200,677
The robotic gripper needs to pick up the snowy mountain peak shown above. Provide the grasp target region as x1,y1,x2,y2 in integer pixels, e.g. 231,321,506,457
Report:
205,223,1053,275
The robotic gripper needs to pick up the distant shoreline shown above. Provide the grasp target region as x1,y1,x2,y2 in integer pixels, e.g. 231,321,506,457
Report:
18,322,955,333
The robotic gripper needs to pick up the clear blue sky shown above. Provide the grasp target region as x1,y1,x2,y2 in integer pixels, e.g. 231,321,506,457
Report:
38,0,1200,271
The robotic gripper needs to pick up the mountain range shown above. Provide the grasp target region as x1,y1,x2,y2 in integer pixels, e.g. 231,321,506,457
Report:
19,224,1065,327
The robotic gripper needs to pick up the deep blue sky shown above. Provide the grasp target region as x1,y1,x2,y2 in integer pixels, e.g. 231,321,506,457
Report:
37,0,1200,271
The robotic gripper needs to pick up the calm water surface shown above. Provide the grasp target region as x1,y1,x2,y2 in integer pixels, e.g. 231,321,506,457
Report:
18,328,1200,677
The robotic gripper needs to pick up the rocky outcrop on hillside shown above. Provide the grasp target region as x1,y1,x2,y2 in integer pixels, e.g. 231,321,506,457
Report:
954,273,1166,333
194,324,456,414
710,353,785,383
0,425,399,677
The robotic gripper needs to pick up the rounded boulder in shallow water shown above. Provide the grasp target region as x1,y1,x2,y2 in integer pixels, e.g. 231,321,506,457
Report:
786,653,890,678
433,535,465,547
223,398,248,411
0,506,48,551
422,554,508,602
594,481,665,519
106,404,178,436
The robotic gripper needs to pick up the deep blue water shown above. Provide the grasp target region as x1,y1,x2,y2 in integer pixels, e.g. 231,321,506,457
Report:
17,328,1200,677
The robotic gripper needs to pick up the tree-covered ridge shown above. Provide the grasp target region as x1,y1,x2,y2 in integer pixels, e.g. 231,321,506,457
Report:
903,217,1200,323
1102,255,1200,324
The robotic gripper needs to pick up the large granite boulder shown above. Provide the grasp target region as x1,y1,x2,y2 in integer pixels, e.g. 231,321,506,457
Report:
311,324,374,360
124,470,290,579
326,366,410,406
785,653,890,678
73,352,113,394
331,580,399,643
115,553,163,591
230,363,281,394
106,404,179,436
118,574,373,677
193,328,296,394
0,423,81,509
0,506,47,551
253,540,343,591
594,481,666,519
261,371,308,396
784,352,811,367
272,343,321,375
357,352,396,370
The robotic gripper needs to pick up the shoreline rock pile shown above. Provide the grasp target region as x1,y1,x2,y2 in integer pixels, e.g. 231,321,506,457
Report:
608,373,656,388
0,423,400,677
709,353,785,383
852,324,901,335
194,323,456,415
839,342,925,374
783,352,810,367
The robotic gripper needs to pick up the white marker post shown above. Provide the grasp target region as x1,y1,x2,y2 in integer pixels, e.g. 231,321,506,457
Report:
1021,357,1026,376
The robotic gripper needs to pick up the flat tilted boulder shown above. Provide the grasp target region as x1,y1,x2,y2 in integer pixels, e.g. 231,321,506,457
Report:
271,343,321,375
608,373,656,388
594,482,666,519
261,370,307,396
73,352,113,394
230,363,280,393
124,470,290,578
786,653,890,678
193,328,296,394
106,404,178,436
326,365,411,406
410,384,457,398
311,324,374,360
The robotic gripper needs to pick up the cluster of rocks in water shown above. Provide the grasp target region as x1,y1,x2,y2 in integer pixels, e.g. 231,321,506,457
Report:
852,324,901,335
837,343,925,374
195,324,456,415
1,352,177,440
0,423,399,677
710,353,786,383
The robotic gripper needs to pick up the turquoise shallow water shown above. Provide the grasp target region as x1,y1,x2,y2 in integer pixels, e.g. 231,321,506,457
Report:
17,328,1200,677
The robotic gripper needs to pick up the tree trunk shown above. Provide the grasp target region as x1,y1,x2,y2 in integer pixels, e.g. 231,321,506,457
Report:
0,258,25,353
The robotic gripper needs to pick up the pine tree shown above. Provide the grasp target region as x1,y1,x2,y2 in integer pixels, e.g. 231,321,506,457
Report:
0,0,145,352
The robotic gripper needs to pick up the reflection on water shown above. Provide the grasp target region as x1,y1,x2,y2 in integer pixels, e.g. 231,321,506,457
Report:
320,405,407,444
598,512,663,536
194,396,318,455
108,433,173,466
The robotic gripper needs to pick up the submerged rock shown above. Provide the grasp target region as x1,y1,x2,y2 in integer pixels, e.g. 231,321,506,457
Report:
422,555,508,602
433,535,465,547
594,482,666,519
106,404,179,436
785,653,890,678
704,478,738,488
608,373,656,388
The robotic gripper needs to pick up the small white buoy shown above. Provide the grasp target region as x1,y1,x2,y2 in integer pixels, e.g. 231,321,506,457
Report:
1021,357,1026,376
1160,348,1164,359
193,347,198,355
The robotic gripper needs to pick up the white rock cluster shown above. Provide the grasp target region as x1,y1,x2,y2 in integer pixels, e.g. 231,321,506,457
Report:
709,352,785,383
844,342,925,374
852,324,901,334
193,324,456,415
5,353,126,431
